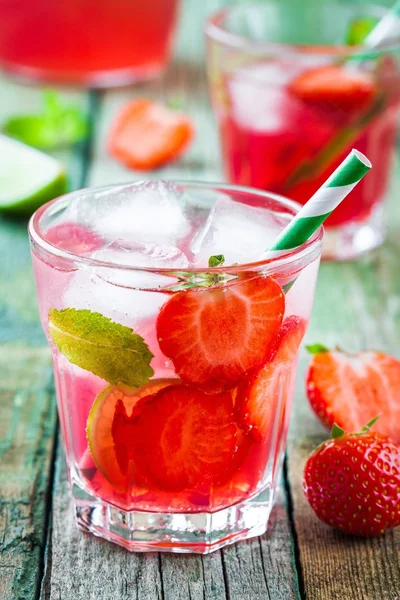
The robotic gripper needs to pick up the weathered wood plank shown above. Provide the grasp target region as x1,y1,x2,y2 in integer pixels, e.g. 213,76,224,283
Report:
44,1,301,598
0,75,89,599
0,347,55,600
43,449,300,600
287,198,400,600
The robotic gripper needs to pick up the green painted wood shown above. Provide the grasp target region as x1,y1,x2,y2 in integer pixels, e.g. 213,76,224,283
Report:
0,75,88,599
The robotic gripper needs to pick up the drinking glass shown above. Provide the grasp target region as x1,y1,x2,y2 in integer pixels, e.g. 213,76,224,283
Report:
205,1,400,260
0,0,179,86
29,181,322,553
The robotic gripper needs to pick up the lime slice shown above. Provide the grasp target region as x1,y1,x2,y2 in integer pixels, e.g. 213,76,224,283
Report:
0,134,67,215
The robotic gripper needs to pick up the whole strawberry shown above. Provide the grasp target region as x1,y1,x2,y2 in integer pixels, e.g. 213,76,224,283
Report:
303,420,400,536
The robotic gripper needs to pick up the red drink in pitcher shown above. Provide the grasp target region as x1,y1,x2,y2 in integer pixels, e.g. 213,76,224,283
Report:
0,0,179,85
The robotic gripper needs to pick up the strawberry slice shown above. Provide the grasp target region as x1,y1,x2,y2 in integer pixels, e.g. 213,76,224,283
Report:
87,379,179,488
306,348,400,443
289,65,377,112
108,99,194,171
126,384,238,491
46,222,102,254
236,316,306,441
156,276,285,388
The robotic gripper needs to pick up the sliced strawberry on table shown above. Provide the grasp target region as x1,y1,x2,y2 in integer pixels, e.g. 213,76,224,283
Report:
156,275,285,389
236,315,306,442
127,384,238,491
86,378,179,488
306,346,400,443
108,99,194,171
288,65,377,112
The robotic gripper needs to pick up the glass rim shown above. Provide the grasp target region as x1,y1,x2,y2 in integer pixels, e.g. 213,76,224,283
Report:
28,180,323,275
205,2,400,57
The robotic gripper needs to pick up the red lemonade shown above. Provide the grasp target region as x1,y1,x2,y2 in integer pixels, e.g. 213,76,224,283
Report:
29,181,322,552
0,0,179,85
206,2,400,259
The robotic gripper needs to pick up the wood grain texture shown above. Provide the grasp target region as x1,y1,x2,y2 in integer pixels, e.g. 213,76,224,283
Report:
0,75,88,599
287,187,400,600
0,346,55,600
43,450,300,600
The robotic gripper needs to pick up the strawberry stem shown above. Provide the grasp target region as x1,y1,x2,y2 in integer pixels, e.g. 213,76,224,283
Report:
331,423,345,439
306,343,329,355
208,254,225,268
361,415,381,433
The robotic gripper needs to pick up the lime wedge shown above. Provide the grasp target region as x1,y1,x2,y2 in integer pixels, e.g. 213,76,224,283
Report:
0,134,67,216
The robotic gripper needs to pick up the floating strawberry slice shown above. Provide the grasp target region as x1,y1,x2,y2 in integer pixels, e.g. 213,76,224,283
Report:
128,384,238,491
236,316,306,441
157,276,285,388
306,346,400,442
289,65,377,112
108,99,194,170
46,222,102,254
87,378,179,488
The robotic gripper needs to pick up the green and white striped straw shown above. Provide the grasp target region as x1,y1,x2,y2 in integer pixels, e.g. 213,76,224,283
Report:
268,149,371,253
349,0,400,66
362,0,400,48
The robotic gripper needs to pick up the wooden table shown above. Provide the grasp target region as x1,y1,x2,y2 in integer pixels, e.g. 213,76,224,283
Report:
1,1,399,598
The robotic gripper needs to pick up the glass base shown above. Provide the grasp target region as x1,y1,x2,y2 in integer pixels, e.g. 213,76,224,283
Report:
322,205,385,261
73,482,275,554
0,61,167,88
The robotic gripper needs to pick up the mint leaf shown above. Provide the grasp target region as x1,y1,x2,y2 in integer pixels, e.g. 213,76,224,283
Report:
306,343,329,355
208,254,225,268
3,90,87,150
167,95,186,110
346,17,378,46
49,308,154,387
331,423,345,439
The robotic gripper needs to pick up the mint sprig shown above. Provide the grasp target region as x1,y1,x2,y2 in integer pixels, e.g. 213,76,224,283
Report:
306,343,330,355
49,308,154,387
345,17,378,46
3,90,87,150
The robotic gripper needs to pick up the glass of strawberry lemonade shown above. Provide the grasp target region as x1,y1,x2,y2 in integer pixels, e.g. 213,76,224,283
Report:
205,1,400,260
29,181,322,553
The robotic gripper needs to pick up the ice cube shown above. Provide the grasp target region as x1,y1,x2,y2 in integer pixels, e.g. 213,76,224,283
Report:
62,241,188,326
86,181,191,245
190,196,288,266
228,62,300,132
92,240,189,288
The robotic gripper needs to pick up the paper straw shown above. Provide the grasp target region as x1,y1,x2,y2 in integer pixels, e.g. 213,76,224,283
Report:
348,1,400,66
362,0,400,48
268,149,372,252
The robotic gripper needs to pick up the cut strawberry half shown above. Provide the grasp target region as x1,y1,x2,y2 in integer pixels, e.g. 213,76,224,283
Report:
156,275,285,388
236,316,306,442
86,378,179,488
306,348,400,443
108,99,194,171
128,384,238,491
288,65,377,113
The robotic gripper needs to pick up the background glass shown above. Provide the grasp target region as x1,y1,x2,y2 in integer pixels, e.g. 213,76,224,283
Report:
206,1,400,260
0,0,179,86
